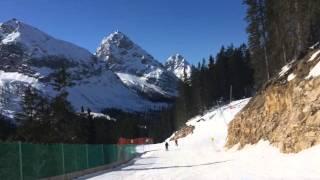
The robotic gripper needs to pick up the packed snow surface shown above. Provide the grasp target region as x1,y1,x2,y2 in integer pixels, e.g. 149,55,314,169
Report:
80,98,320,180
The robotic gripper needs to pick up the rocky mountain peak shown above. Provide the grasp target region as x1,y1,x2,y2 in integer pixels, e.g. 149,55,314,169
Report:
166,53,186,64
96,32,178,101
101,31,134,49
1,18,20,31
96,31,160,71
165,53,191,81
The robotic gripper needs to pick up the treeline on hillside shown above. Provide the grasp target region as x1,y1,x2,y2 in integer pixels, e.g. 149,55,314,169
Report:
172,44,254,128
245,0,320,88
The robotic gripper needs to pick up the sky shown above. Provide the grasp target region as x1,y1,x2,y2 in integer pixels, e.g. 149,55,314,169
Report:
0,0,248,64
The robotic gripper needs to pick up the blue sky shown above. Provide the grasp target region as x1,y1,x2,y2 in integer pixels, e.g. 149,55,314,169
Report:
1,0,247,64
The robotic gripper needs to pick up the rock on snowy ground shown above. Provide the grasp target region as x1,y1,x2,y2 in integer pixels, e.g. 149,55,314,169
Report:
78,99,320,180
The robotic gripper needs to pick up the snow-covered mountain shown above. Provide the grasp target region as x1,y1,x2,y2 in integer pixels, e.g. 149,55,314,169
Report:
0,19,166,118
164,54,191,81
0,18,93,62
96,31,178,101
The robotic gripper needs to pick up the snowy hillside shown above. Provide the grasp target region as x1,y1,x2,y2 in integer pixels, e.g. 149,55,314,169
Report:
164,54,191,81
96,31,178,100
0,19,167,119
82,99,320,180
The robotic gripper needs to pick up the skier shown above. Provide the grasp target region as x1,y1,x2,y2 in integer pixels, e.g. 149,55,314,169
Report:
165,142,169,151
175,139,178,146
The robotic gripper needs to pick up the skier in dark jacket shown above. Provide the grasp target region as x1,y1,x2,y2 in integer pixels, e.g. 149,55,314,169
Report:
165,142,169,151
175,139,178,146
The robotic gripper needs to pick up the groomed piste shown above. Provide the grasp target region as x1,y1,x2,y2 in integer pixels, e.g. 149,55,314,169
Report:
80,99,320,180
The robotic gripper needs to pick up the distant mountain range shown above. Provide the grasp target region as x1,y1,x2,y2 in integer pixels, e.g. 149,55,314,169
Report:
0,19,191,118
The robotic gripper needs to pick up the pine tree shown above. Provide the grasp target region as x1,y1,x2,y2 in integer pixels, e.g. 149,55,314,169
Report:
0,82,12,112
15,86,52,142
52,65,71,92
16,86,41,124
244,0,320,88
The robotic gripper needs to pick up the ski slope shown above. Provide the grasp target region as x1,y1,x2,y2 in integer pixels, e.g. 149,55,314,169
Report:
79,99,320,180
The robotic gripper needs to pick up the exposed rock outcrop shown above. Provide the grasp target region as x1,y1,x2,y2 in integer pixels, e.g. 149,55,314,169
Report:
226,49,320,153
170,125,195,140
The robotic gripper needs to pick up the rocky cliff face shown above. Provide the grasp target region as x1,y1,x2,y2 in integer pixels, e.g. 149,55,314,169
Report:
226,49,320,153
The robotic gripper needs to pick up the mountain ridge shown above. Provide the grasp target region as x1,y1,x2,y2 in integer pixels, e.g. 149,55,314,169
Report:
0,19,173,119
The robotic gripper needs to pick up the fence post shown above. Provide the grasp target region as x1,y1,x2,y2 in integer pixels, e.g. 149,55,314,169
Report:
18,142,23,180
86,144,89,168
61,144,65,175
101,144,105,164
